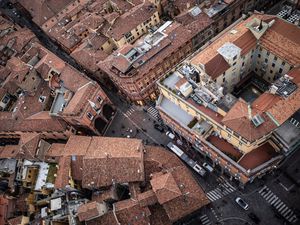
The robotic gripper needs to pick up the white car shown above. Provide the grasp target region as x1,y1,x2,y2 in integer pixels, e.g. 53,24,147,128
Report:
235,197,249,210
202,162,214,172
166,131,175,139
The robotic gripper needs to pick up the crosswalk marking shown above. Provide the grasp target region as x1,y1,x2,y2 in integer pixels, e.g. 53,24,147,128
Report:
206,177,236,202
199,214,211,225
124,107,136,117
147,106,160,119
258,186,298,224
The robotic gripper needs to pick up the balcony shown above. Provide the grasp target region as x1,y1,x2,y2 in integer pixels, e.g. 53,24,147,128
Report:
207,135,243,162
238,142,280,170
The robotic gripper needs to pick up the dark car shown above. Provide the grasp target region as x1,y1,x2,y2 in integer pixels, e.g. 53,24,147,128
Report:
248,212,260,224
154,124,164,132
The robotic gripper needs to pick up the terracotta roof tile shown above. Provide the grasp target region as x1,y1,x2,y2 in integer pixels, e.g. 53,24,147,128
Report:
222,99,277,142
267,88,300,125
54,156,71,189
83,137,144,188
151,172,182,204
233,30,257,56
260,18,300,66
107,1,157,40
159,166,210,222
114,199,151,225
77,201,105,222
204,53,230,79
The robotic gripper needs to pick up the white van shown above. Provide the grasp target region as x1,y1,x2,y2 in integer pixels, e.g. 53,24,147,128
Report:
166,131,175,139
202,162,214,172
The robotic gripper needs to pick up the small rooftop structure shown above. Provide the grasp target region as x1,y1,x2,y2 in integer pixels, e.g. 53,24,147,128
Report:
217,42,241,61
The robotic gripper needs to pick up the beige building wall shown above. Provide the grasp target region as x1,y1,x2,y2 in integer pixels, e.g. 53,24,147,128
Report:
254,47,292,82
159,81,274,154
114,12,160,48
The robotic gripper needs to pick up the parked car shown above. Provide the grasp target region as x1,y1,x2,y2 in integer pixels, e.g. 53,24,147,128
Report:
166,131,175,139
154,124,164,132
202,162,214,172
193,164,206,177
235,197,249,210
248,212,260,224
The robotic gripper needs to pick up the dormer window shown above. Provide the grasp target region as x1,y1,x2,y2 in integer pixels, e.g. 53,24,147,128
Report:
97,96,102,102
87,112,94,120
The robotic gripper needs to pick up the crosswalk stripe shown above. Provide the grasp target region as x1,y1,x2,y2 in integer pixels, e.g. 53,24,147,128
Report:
262,190,272,198
199,215,207,220
259,186,299,224
206,193,218,201
282,209,292,217
278,204,286,212
286,212,294,221
259,186,267,194
279,205,288,214
275,201,284,209
222,188,231,195
210,190,222,199
222,183,235,191
270,196,278,204
290,215,298,223
265,192,274,201
202,217,209,222
273,200,282,208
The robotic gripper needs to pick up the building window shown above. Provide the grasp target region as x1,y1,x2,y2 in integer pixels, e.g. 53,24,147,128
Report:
233,55,237,61
223,77,226,82
233,62,237,66
272,63,275,67
125,32,132,38
265,58,268,63
87,112,93,120
267,51,270,56
282,61,285,66
274,56,277,61
279,68,283,74
270,70,273,74
258,54,261,58
97,96,102,102
242,62,245,66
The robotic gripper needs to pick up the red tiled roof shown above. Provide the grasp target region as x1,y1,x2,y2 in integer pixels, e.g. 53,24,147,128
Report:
114,199,151,225
222,99,277,142
204,53,230,79
160,166,210,222
151,172,182,204
54,156,71,189
107,1,157,40
233,30,257,56
77,201,104,222
82,137,144,188
260,18,300,66
252,93,281,112
267,89,300,125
